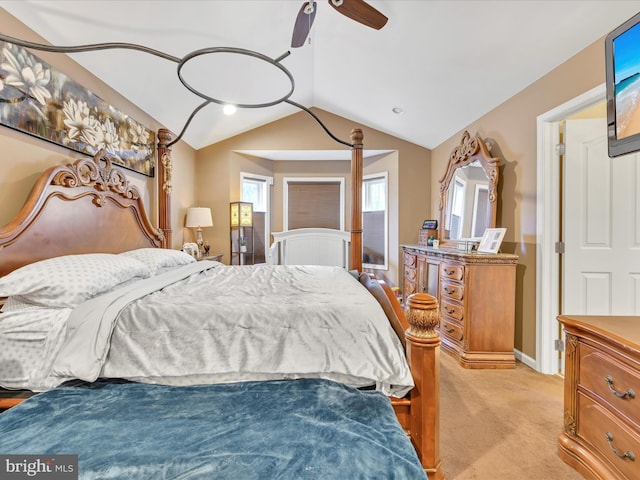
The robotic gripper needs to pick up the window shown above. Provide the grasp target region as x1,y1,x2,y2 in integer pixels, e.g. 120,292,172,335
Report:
283,177,345,231
448,178,465,240
363,172,388,270
471,184,489,238
242,176,267,212
364,175,386,212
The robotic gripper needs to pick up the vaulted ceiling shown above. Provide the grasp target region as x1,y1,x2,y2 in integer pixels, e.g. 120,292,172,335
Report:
2,0,639,151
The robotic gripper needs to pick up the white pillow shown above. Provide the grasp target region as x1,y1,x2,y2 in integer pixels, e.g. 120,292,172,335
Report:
0,296,41,313
0,254,151,308
119,248,195,275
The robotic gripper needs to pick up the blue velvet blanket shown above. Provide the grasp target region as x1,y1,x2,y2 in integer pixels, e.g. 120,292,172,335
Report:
0,379,427,479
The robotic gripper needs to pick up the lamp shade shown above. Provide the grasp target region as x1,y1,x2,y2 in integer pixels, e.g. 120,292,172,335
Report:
186,207,213,228
230,202,253,227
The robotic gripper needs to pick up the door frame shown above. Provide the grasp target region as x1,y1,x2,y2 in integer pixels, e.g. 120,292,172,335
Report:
536,83,605,374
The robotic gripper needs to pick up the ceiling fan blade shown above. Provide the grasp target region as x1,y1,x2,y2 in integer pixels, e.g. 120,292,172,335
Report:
328,0,388,30
291,1,317,48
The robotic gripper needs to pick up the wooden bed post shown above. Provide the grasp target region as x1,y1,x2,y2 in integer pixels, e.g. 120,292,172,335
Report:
405,293,444,480
157,128,172,248
350,128,363,272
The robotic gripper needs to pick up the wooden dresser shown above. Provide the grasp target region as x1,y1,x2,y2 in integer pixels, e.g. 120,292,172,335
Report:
558,315,640,480
402,245,518,368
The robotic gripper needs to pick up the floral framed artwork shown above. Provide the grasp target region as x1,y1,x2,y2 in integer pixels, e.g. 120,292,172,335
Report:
0,41,155,176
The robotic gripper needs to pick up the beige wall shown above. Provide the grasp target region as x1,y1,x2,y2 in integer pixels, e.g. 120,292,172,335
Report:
196,109,430,286
0,8,197,249
430,37,609,359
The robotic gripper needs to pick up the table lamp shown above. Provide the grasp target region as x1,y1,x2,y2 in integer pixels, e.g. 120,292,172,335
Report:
186,207,213,257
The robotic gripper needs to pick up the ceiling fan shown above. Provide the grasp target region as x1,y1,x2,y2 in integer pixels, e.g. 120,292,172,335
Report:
291,0,388,48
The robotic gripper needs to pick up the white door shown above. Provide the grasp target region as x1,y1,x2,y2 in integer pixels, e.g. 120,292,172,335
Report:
563,118,640,316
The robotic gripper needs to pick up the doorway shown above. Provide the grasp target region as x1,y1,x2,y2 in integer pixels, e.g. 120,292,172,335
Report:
537,84,640,374
563,118,640,316
538,86,599,374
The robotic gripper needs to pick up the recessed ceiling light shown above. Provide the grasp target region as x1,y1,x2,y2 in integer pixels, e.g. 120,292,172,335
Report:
392,106,404,115
223,104,237,115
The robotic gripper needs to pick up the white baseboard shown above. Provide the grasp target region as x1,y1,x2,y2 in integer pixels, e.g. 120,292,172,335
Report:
514,349,537,370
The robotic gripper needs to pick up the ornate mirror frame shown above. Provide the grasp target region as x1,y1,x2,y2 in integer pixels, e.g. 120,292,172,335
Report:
438,131,500,245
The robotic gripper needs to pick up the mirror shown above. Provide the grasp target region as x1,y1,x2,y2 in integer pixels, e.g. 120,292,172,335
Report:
438,131,499,244
444,160,489,239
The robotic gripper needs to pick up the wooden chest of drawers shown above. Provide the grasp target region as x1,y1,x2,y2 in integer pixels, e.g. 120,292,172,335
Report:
402,245,518,368
558,315,640,480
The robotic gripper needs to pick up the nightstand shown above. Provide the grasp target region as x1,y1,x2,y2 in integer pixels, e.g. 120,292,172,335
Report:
200,254,223,262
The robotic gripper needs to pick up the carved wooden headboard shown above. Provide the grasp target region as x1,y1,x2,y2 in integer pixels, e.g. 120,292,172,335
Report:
0,150,164,278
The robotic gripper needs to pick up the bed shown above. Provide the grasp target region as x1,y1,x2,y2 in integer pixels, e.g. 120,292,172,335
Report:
0,132,443,479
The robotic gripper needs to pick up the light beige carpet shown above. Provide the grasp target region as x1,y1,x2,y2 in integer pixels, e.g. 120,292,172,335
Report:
439,352,583,480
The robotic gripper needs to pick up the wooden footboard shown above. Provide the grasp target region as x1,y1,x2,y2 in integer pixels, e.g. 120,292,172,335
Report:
268,228,351,267
360,274,443,479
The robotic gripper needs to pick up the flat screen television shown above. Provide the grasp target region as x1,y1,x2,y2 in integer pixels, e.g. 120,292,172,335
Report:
606,11,640,158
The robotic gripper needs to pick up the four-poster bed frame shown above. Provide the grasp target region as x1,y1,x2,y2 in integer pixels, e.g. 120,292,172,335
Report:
157,127,442,479
0,127,443,479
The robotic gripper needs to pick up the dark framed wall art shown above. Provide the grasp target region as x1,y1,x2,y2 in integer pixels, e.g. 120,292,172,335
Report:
0,41,155,176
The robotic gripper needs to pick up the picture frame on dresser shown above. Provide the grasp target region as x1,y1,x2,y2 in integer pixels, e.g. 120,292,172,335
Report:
477,228,506,254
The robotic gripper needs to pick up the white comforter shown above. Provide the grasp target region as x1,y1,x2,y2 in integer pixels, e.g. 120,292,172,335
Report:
7,263,414,396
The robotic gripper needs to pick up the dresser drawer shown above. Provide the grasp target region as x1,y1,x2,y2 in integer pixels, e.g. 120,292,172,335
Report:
404,252,417,268
577,392,640,479
404,280,416,296
441,299,463,321
579,343,640,427
440,281,464,301
404,267,417,296
441,317,464,343
440,263,464,281
404,266,417,283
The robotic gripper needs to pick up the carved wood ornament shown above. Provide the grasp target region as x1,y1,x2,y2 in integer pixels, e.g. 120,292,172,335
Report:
157,128,173,247
160,153,173,195
52,149,140,205
404,293,440,339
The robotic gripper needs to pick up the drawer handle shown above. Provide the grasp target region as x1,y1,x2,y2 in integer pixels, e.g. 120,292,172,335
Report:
444,269,455,276
605,375,636,399
444,287,455,295
605,432,635,461
444,306,455,314
444,325,455,333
